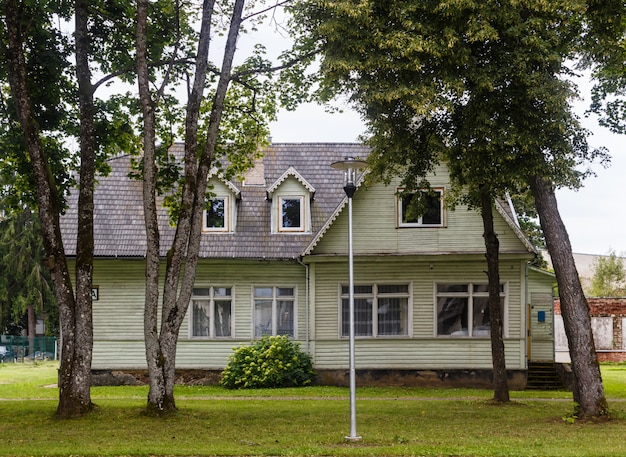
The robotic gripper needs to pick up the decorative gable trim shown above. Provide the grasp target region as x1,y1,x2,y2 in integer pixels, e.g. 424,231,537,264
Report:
302,173,367,256
266,166,316,199
208,168,241,199
494,199,537,254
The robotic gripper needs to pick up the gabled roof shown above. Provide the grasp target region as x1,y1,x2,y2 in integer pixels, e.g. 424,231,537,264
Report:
266,166,316,198
208,167,241,198
60,143,369,259
59,142,539,260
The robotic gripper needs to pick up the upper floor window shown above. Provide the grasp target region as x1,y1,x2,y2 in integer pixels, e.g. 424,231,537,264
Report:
202,174,240,234
190,287,233,338
398,188,444,227
436,283,506,337
340,284,410,338
254,286,296,338
204,197,229,231
267,167,314,234
279,196,304,231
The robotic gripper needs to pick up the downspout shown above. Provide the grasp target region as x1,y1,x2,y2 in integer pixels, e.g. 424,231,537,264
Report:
297,257,310,353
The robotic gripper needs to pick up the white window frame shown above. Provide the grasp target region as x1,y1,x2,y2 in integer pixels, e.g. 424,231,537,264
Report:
434,282,508,338
202,196,230,232
278,196,305,232
397,188,444,227
253,286,297,338
189,287,234,338
339,283,412,338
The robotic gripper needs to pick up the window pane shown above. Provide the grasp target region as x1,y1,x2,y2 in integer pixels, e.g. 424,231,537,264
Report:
378,297,408,335
421,192,442,225
192,288,211,296
473,284,505,293
214,300,232,337
378,285,409,294
192,300,210,337
341,298,373,337
341,285,373,295
401,193,419,224
277,300,294,336
213,287,231,297
254,299,273,337
437,284,468,293
277,287,294,297
401,191,442,225
437,297,468,336
472,297,490,336
206,198,226,228
254,287,273,298
281,198,301,228
472,297,504,336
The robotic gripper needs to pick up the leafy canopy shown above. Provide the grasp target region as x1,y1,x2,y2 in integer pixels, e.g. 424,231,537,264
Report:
589,250,626,297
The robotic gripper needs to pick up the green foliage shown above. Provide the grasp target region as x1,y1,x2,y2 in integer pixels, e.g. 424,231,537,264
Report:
584,0,626,133
220,335,316,389
288,0,609,198
589,250,626,297
0,209,58,335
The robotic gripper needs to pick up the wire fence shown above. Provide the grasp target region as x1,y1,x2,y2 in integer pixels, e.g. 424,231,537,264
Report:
0,335,58,363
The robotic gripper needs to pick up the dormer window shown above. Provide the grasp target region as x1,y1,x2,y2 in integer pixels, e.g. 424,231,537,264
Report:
267,166,315,234
398,188,444,227
280,196,304,231
202,171,241,234
204,197,228,231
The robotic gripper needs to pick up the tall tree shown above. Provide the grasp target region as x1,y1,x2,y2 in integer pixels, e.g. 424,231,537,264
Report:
1,0,140,417
288,0,611,416
0,209,58,335
589,250,626,297
2,0,92,417
136,0,286,413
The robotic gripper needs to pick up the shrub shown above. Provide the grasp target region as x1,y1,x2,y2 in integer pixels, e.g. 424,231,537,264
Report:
220,335,316,389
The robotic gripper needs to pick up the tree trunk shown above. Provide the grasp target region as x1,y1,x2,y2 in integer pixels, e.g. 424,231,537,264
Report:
4,0,93,418
530,175,607,418
137,0,244,413
480,187,509,402
65,0,96,418
136,0,171,413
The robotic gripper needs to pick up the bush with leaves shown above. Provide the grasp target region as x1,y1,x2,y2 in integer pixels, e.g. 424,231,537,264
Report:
220,335,316,389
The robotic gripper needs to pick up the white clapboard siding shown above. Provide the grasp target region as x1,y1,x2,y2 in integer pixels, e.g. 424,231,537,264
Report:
91,259,149,340
89,259,309,369
313,339,526,370
310,257,527,369
313,174,529,257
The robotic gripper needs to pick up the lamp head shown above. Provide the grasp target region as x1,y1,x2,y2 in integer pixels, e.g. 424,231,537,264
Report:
330,157,368,198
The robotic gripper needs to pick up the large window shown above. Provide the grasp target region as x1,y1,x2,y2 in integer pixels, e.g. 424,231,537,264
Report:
279,196,304,231
203,197,229,232
436,283,506,337
254,287,295,337
398,189,444,227
190,287,233,338
340,284,410,337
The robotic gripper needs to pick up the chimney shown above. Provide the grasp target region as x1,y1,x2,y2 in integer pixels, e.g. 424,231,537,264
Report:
243,157,265,186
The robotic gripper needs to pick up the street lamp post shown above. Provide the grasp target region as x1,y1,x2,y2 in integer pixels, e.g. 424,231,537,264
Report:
331,157,368,442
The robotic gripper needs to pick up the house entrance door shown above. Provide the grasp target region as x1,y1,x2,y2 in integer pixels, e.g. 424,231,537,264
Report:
528,293,555,362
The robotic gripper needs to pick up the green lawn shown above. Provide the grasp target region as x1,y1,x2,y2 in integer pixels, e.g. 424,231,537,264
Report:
1,362,625,457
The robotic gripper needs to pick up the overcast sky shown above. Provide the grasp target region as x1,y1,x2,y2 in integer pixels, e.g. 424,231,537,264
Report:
268,89,625,257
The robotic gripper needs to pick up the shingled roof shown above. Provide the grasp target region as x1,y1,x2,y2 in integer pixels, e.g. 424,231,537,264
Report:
60,143,370,260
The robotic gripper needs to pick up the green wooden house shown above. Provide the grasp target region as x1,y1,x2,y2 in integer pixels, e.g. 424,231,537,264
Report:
60,143,555,387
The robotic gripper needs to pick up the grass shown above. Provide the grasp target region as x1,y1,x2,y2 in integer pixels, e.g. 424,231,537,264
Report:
1,362,625,456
